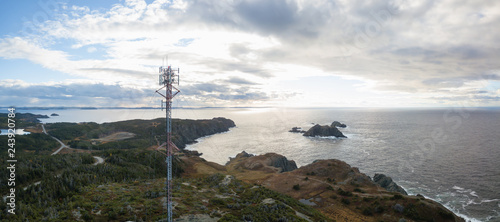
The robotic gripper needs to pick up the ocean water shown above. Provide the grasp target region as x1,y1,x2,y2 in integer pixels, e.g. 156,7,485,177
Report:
7,107,500,221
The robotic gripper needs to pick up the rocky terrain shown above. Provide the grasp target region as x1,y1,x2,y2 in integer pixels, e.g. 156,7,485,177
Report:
181,151,464,222
373,173,408,195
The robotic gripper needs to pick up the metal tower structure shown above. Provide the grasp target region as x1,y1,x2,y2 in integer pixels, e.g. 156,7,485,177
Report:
155,65,180,222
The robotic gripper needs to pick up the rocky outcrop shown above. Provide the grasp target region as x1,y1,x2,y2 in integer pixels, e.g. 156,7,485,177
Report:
303,124,346,138
289,127,306,133
184,153,464,222
373,173,408,195
331,121,346,128
227,151,297,173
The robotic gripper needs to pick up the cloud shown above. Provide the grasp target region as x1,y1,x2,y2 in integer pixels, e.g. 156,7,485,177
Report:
225,77,257,85
0,81,150,107
2,0,500,107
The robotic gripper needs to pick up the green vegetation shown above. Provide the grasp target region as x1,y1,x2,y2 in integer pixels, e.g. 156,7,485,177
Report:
2,172,330,221
391,194,404,200
341,198,351,205
0,148,183,221
337,188,353,197
0,133,59,153
45,117,234,150
0,113,48,128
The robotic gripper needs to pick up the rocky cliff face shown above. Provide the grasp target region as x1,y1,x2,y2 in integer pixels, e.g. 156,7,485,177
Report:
373,173,408,195
173,117,235,148
303,124,346,138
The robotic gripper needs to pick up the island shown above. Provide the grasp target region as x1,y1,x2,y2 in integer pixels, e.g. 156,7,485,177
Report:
50,113,59,116
289,121,348,138
289,126,306,133
302,121,347,138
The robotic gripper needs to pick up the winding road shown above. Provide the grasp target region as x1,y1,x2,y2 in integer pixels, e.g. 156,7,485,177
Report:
93,156,104,165
42,124,104,164
42,124,69,155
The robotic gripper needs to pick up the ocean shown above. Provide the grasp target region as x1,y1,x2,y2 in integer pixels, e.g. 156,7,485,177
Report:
7,107,500,221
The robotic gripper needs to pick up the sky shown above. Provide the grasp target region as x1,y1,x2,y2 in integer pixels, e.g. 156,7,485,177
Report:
0,0,499,108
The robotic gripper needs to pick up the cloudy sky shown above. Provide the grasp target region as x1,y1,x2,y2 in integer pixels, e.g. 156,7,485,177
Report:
1,0,499,108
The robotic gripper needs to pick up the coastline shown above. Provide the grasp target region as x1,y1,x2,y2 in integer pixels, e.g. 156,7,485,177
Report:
5,110,498,221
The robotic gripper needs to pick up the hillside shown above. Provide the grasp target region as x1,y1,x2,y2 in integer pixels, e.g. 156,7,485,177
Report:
183,152,465,222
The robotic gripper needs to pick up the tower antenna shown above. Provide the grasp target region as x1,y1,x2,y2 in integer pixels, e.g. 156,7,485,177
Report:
155,62,181,222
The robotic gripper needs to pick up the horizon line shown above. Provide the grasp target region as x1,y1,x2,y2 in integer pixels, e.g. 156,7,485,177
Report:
2,106,500,110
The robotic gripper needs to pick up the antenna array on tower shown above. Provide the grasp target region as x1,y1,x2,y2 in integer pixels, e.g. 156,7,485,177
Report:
155,63,181,222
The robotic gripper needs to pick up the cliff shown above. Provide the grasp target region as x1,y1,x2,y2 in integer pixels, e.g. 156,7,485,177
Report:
172,117,236,148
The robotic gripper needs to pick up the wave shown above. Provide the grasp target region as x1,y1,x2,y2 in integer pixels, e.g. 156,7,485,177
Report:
419,194,483,222
402,183,500,222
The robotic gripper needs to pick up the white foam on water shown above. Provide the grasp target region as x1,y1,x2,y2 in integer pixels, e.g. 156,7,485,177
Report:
470,191,479,198
423,194,483,222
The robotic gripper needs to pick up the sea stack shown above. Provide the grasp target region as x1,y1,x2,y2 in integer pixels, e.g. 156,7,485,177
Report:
303,124,346,138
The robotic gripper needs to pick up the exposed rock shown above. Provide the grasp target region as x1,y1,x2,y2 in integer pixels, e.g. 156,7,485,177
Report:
289,127,306,133
373,173,408,195
183,150,203,156
220,175,234,186
393,203,405,213
299,198,317,206
331,121,346,128
227,152,297,173
50,113,59,116
303,124,346,138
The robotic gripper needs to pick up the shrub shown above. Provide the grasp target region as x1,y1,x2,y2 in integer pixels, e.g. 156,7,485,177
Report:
362,207,374,216
337,188,353,197
292,184,300,190
341,198,350,205
354,188,365,193
391,194,403,200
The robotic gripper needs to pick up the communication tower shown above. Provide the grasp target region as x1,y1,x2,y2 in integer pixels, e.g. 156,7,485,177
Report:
155,64,180,222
